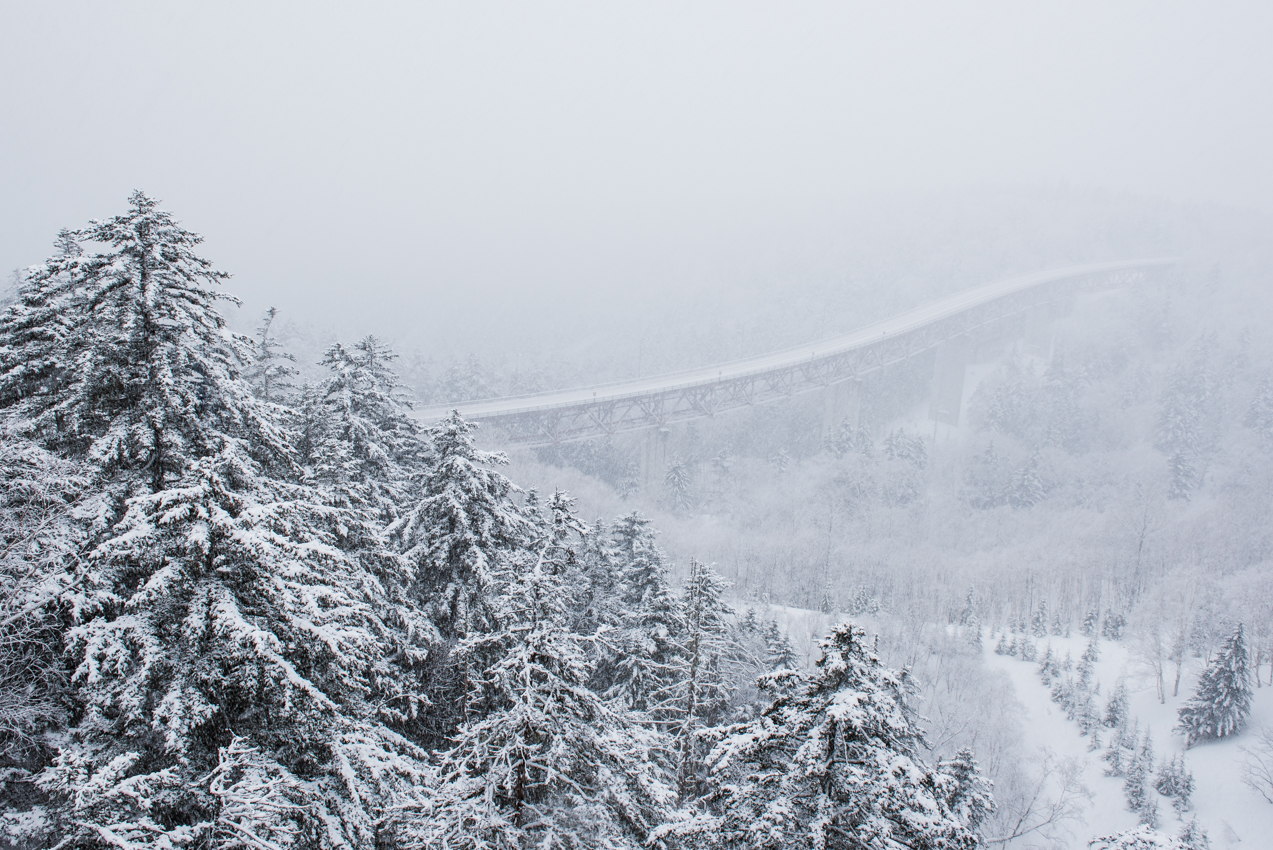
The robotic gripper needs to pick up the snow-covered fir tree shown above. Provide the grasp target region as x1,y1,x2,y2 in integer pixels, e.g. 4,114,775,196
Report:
663,456,693,512
762,619,800,671
245,306,297,405
663,622,993,850
2,194,432,849
307,336,427,522
390,410,532,640
391,520,674,850
603,513,685,720
1007,452,1045,508
1177,623,1252,747
1245,372,1273,446
1106,679,1130,729
670,559,738,801
0,191,290,490
0,432,85,760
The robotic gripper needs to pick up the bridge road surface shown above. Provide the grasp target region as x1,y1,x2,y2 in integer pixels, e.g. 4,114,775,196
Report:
414,258,1175,431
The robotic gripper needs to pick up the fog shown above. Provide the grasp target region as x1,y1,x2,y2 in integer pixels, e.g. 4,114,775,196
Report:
4,5,1273,849
3,3,1272,353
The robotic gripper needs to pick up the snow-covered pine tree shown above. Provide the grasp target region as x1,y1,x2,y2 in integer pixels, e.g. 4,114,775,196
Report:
1154,754,1194,813
1177,623,1253,747
570,517,623,636
671,559,738,802
1177,817,1210,849
608,563,684,722
1007,452,1046,508
1173,759,1195,813
394,528,674,850
1104,611,1127,640
310,336,427,523
1106,679,1130,728
664,623,993,850
0,191,290,490
1083,608,1101,638
603,513,685,720
0,431,85,761
1140,794,1160,829
1124,734,1149,814
1077,643,1097,691
762,620,799,671
390,410,532,640
956,587,976,625
1031,600,1049,637
664,456,693,512
1037,642,1055,682
3,195,432,849
245,306,297,405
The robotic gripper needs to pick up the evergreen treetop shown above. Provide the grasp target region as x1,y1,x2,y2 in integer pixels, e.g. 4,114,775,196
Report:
1177,623,1252,747
0,191,290,490
665,622,993,850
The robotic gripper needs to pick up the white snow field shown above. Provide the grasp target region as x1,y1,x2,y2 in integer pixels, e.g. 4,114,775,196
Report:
748,605,1273,848
984,634,1273,848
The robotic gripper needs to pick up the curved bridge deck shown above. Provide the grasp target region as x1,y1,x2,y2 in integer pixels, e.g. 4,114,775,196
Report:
416,258,1173,445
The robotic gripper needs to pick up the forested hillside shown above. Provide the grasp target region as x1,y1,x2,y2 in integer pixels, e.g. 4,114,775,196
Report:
0,194,1004,850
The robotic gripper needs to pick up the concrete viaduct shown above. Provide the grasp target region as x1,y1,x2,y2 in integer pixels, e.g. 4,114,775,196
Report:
415,259,1174,468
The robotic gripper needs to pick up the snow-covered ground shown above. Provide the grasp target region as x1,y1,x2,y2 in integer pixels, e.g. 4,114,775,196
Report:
746,604,1273,848
985,634,1273,848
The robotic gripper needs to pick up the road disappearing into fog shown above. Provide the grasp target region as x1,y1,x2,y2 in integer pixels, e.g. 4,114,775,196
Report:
415,258,1174,443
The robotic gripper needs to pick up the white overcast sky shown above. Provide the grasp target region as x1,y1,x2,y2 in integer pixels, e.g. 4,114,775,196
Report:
2,2,1270,347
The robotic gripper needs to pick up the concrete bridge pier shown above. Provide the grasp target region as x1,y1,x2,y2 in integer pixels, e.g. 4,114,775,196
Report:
929,335,971,427
821,379,862,441
639,427,670,490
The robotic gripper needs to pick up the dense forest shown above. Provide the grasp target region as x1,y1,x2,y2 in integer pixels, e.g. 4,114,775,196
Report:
0,194,1023,849
2,191,1267,850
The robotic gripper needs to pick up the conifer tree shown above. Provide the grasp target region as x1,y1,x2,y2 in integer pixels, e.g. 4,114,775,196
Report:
246,306,297,405
0,432,85,759
762,619,799,671
671,559,738,801
1031,600,1049,637
2,195,431,849
1245,373,1273,446
665,623,993,850
571,517,623,636
1106,679,1130,729
390,411,532,639
1008,452,1046,508
399,528,673,849
308,337,426,517
1178,817,1210,849
1177,623,1253,747
604,512,685,719
0,191,290,490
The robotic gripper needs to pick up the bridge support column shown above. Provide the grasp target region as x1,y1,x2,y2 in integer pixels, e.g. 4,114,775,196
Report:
929,336,970,427
821,380,861,441
639,427,670,491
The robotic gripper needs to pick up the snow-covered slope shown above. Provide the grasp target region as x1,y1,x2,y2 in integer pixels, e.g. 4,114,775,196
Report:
986,635,1273,848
